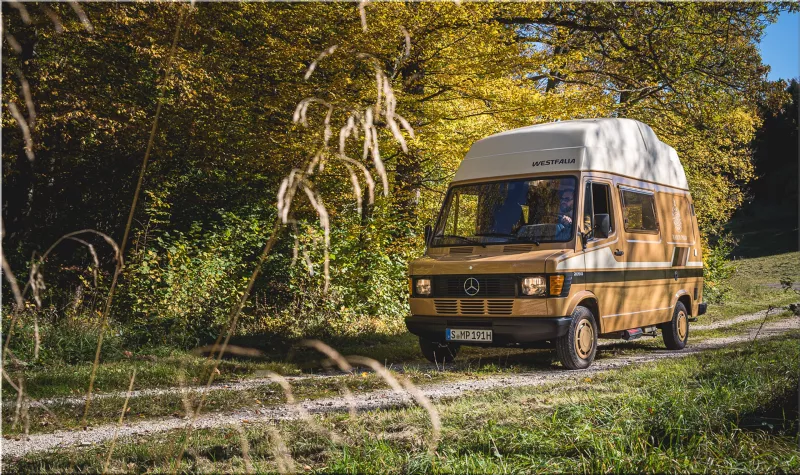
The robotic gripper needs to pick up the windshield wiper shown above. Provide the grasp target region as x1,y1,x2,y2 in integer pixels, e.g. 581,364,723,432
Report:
438,234,487,248
517,237,541,246
474,232,542,246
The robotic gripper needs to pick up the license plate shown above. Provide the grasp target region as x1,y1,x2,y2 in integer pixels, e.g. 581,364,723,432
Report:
446,328,492,342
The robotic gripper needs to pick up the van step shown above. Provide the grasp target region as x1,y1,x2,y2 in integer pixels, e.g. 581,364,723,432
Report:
622,326,658,341
622,328,643,340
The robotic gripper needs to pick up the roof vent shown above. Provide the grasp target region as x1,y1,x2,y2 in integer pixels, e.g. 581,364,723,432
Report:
503,244,534,254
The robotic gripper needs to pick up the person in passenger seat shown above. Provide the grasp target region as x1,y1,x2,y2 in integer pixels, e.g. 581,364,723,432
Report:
490,182,527,235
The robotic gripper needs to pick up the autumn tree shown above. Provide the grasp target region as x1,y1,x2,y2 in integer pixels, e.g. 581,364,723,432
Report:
2,2,789,342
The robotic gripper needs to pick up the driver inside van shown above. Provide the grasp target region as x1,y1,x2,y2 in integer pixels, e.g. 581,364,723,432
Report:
555,190,575,240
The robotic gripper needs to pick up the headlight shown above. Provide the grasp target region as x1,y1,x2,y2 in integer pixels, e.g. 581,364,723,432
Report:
521,276,546,296
415,278,432,296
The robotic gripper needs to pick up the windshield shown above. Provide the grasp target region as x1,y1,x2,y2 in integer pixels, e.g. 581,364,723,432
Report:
432,176,577,246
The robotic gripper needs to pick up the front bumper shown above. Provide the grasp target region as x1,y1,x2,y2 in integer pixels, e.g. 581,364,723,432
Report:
405,316,571,346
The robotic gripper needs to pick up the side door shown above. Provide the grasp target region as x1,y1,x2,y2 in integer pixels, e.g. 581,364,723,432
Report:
617,186,671,330
581,178,625,325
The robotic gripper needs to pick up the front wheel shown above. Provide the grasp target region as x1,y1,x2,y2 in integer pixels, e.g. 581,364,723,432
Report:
555,306,598,370
662,301,689,350
419,338,459,364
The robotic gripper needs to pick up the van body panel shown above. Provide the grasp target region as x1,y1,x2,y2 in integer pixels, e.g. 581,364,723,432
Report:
408,119,704,351
409,249,563,276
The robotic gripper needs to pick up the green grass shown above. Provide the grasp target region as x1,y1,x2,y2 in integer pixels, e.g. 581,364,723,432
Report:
10,332,799,473
701,251,799,323
2,354,301,401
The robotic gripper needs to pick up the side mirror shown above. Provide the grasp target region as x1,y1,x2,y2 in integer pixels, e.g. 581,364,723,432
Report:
595,214,610,239
423,225,433,246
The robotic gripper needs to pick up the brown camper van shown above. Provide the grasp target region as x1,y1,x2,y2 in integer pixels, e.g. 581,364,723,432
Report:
406,119,706,369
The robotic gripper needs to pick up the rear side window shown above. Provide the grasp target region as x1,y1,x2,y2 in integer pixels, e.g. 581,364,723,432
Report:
620,188,659,233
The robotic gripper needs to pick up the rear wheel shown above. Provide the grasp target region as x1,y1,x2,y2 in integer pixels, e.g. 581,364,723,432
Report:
662,301,689,350
419,338,459,364
555,306,598,370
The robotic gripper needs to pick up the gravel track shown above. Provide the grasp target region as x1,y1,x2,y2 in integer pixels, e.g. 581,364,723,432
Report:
691,307,788,331
9,308,787,409
4,317,797,459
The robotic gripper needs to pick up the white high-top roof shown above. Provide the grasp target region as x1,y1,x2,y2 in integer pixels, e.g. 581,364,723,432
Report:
453,118,688,190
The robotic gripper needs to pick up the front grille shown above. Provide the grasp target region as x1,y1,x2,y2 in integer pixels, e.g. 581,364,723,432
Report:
433,299,514,316
432,275,517,298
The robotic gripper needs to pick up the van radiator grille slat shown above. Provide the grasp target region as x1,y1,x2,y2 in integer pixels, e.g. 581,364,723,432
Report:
433,299,514,316
433,300,458,314
432,276,517,297
486,300,514,315
459,300,485,315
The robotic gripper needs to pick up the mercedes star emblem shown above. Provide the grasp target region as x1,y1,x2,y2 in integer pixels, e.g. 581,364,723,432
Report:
464,277,480,296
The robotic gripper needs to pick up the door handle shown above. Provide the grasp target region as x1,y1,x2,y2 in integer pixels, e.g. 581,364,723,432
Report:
614,249,624,256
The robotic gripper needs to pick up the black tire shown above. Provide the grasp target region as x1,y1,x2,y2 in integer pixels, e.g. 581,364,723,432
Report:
419,338,459,364
662,301,689,350
555,306,598,370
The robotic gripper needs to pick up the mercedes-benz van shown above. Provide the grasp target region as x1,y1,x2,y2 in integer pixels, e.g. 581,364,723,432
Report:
407,118,706,369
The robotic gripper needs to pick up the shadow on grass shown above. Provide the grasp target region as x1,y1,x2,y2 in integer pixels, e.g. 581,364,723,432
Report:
726,201,798,259
738,383,799,436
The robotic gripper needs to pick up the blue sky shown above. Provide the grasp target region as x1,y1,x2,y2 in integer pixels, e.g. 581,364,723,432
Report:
760,10,799,81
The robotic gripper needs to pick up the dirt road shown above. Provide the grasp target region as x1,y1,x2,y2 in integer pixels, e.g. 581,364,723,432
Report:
4,316,797,459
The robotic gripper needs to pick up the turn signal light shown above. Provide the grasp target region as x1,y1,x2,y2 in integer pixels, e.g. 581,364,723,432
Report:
549,275,565,296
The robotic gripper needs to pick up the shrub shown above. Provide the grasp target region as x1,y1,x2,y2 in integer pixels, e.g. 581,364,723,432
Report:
118,209,271,348
703,233,736,303
244,207,416,339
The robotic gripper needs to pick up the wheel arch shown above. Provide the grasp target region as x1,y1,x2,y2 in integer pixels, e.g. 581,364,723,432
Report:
672,290,693,316
567,290,602,333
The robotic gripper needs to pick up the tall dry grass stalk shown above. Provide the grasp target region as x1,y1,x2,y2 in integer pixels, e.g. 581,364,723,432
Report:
265,371,343,444
347,356,441,454
67,1,93,32
40,5,64,33
6,102,34,161
267,425,296,474
80,6,187,427
302,340,358,418
7,1,31,24
234,425,255,473
102,369,137,474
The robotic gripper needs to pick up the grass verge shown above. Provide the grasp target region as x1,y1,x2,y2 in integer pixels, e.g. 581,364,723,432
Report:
7,332,799,473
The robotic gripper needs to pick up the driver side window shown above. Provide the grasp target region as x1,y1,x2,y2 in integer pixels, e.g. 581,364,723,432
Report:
584,182,614,239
